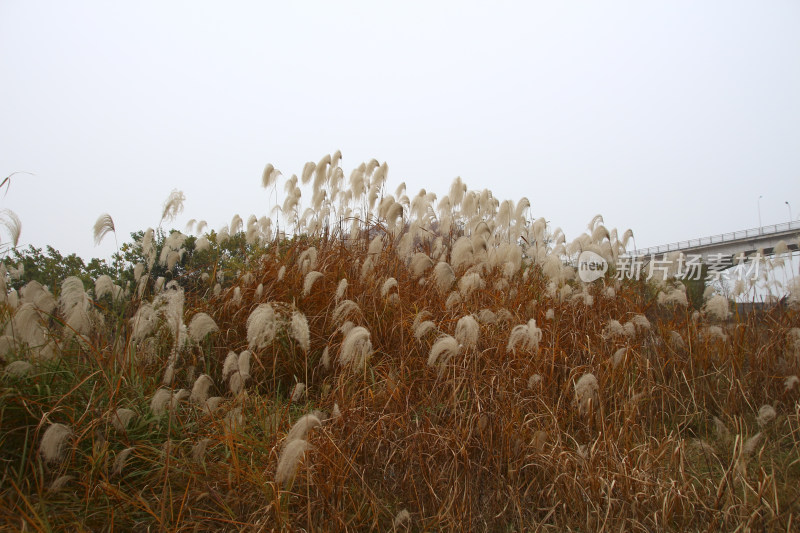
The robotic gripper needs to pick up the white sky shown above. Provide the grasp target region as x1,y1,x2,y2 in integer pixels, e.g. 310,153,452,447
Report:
1,1,799,262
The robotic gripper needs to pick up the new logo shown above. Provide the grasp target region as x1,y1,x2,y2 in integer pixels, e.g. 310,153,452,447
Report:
577,251,608,282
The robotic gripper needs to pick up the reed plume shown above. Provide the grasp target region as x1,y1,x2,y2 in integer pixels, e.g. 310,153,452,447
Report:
275,439,311,489
93,213,116,246
339,326,372,371
40,422,72,464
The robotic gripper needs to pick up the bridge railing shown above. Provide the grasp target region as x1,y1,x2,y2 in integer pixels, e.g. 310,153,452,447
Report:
632,220,800,256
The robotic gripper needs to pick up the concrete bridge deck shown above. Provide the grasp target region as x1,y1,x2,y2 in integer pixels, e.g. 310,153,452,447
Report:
631,220,800,262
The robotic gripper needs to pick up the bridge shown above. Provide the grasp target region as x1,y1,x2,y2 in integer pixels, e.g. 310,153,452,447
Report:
631,220,800,264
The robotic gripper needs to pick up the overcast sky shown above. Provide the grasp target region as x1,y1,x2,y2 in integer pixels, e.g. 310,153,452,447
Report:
1,1,799,262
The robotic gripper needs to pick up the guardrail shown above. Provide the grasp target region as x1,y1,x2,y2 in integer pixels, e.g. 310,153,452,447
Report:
632,220,800,256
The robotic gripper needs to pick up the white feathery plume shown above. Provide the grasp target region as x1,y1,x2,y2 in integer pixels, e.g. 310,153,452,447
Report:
303,271,323,297
203,397,224,414
5,360,33,377
141,228,156,270
757,405,776,428
150,389,172,416
7,287,18,308
449,176,467,207
702,325,728,342
658,285,688,307
285,414,322,446
94,275,122,302
450,236,474,270
445,291,462,310
316,153,332,184
332,299,361,325
48,475,73,493
224,407,244,432
410,252,434,278
40,422,72,464
0,208,22,247
221,351,239,382
133,263,145,282
7,261,23,280
703,294,730,321
457,272,484,298
0,335,17,354
360,256,374,281
262,163,281,188
368,235,385,256
190,374,214,404
291,382,306,403
275,439,311,488
413,310,431,331
612,347,627,368
130,302,157,342
476,309,497,324
433,262,455,294
188,312,218,342
195,235,210,252
454,315,479,351
160,189,186,224
743,432,764,457
507,319,542,354
225,356,248,401
393,509,411,529
291,311,311,352
428,335,459,367
339,320,355,336
109,408,137,432
169,389,189,412
339,326,372,371
112,447,135,477
603,320,631,339
574,373,599,418
60,276,96,337
381,277,398,298
165,250,181,271
238,350,251,376
153,282,184,342
414,320,437,340
335,278,348,301
11,303,47,346
297,247,318,273
631,314,651,331
59,276,86,312
301,161,316,184
162,363,175,386
217,225,230,245
247,303,277,350
191,438,212,463
321,346,331,370
93,213,116,246
513,197,530,223
230,214,243,235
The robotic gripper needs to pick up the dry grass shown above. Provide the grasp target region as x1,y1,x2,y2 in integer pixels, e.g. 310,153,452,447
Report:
1,160,799,531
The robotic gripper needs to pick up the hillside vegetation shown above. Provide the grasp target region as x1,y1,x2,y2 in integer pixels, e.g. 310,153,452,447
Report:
1,154,799,531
